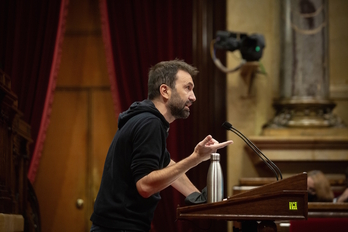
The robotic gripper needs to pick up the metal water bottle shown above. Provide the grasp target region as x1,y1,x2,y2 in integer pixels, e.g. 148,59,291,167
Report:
207,153,223,203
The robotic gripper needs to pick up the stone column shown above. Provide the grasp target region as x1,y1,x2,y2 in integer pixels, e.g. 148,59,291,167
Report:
266,0,344,128
256,0,348,178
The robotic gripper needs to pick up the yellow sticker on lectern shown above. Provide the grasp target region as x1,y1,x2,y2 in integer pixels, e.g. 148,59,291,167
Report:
289,202,297,210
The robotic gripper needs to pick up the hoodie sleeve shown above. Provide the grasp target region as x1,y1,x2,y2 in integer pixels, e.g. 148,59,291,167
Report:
131,116,169,184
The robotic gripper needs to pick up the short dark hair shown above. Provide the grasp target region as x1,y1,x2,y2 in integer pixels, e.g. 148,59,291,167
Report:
147,59,198,100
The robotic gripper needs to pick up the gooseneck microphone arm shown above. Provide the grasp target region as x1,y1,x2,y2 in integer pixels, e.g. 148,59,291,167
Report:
222,121,283,180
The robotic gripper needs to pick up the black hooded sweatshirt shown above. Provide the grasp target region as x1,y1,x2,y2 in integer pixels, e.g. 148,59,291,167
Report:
90,100,171,231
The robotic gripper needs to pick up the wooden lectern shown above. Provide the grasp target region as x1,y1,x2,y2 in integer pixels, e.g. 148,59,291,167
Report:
177,173,308,231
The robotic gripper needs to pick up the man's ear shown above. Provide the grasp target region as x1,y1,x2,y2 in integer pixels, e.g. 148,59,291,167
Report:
159,84,170,100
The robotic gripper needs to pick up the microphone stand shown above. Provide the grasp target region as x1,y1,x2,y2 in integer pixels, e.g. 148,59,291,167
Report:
222,122,282,180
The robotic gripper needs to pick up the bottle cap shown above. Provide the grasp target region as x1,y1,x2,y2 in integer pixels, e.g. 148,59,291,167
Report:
210,153,220,161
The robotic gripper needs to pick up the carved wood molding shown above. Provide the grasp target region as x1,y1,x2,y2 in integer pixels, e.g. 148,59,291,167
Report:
249,136,348,150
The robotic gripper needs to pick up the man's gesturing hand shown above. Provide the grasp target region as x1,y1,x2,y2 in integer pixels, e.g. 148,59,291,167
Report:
193,135,233,163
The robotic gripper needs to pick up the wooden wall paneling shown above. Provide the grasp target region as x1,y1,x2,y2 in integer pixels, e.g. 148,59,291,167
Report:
57,35,109,87
190,0,227,231
1,71,32,231
34,91,88,232
33,0,112,230
191,0,227,195
0,78,18,214
89,89,118,229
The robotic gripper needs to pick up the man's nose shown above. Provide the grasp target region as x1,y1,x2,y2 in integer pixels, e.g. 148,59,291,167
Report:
189,91,196,102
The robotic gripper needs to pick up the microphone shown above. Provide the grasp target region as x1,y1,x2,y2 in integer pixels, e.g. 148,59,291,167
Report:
222,121,282,180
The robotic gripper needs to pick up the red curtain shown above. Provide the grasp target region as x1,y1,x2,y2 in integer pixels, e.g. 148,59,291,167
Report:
0,0,69,182
100,0,194,111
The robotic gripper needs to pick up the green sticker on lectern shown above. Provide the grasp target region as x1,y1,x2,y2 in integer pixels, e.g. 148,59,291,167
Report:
289,202,297,210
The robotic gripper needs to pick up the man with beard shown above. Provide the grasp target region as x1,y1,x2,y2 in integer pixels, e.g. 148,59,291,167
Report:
90,59,233,232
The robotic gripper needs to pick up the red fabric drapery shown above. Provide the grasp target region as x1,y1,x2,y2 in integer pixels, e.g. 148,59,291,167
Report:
0,0,69,183
100,0,194,111
100,0,196,231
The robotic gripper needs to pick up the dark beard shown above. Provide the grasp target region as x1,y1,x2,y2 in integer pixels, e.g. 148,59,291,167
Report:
168,95,190,119
169,103,190,119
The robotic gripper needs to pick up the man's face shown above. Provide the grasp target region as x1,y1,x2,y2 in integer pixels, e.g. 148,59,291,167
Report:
168,70,196,119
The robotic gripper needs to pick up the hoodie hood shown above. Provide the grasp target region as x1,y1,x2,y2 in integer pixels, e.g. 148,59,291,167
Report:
118,99,169,129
